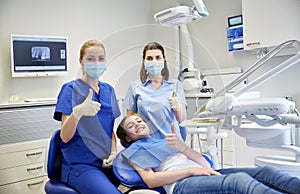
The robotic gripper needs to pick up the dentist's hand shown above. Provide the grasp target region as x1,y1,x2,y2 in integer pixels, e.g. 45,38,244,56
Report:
73,89,101,121
168,91,180,111
166,124,188,152
102,152,117,168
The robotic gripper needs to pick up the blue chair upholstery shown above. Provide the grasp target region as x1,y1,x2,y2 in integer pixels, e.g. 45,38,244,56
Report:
113,142,213,194
180,126,187,141
44,129,79,194
113,149,166,194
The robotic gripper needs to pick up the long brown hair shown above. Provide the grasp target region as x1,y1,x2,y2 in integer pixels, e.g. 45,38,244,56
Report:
116,115,131,145
140,42,169,83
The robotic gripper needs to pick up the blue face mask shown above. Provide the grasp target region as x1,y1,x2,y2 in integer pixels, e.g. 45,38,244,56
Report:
84,62,107,78
144,61,164,75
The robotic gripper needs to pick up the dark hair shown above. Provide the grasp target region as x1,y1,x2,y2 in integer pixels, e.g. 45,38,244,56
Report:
116,115,131,145
140,42,169,83
116,114,145,147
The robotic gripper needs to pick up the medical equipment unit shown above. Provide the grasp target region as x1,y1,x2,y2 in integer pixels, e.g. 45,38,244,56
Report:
154,0,209,26
197,40,300,177
154,0,211,96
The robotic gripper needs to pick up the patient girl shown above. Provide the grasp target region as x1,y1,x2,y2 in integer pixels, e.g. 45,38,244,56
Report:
116,114,300,194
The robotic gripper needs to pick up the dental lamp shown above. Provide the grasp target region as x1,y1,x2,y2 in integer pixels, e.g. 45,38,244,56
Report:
154,0,209,26
154,1,209,94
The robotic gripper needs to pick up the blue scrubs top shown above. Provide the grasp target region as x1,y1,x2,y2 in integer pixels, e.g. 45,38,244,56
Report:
124,78,186,139
54,79,121,182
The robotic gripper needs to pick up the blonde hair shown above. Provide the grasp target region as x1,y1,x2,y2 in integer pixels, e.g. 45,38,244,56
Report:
79,40,105,74
79,40,105,60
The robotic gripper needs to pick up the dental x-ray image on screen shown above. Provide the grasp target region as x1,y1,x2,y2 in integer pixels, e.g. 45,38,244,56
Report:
31,46,51,61
11,34,68,77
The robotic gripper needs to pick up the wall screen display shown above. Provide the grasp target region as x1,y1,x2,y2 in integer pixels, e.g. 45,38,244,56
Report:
11,34,68,77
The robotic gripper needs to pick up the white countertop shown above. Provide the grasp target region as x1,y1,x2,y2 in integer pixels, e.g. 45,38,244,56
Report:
0,100,56,109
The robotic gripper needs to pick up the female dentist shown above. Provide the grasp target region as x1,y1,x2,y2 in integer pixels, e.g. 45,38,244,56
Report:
124,42,187,139
54,40,121,194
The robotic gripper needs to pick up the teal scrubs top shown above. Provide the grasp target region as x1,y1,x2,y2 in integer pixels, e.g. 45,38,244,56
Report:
124,78,186,139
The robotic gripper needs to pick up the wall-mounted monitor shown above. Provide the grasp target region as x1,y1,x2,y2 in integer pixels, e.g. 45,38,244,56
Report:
228,15,243,27
11,34,68,77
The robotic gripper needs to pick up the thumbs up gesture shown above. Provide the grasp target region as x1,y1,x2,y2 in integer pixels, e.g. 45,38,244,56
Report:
168,91,180,111
166,124,188,152
73,89,101,121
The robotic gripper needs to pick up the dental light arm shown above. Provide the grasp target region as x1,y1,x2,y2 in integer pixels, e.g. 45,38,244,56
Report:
197,40,300,127
193,0,209,17
154,0,209,26
201,40,300,99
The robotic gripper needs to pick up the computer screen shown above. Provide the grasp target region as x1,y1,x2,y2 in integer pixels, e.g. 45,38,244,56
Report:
228,15,243,27
11,34,68,77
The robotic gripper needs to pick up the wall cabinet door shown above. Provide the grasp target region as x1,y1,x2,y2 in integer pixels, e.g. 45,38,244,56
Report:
242,0,300,50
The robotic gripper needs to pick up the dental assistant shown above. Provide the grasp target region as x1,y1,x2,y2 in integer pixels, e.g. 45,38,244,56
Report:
124,42,187,139
53,40,121,194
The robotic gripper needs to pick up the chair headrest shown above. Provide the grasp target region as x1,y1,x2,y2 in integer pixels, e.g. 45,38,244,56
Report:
113,150,166,193
113,150,147,188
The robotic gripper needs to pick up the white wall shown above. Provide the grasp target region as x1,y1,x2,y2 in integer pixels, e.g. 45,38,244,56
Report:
1,0,300,167
152,0,300,104
2,0,299,104
0,0,153,103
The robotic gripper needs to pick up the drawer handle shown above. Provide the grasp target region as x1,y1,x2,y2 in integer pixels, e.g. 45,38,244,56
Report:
27,165,43,172
26,151,43,157
27,180,44,187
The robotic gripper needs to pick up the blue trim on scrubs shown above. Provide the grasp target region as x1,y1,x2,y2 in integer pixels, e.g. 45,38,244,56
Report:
124,78,186,139
54,79,121,194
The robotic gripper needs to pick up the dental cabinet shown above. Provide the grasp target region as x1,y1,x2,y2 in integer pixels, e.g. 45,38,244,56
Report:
0,102,59,194
242,0,300,51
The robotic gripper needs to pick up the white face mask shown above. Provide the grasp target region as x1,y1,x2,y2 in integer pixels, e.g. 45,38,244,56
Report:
144,61,164,75
84,62,107,78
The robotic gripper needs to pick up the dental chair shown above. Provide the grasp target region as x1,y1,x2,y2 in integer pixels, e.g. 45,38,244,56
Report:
44,129,79,194
113,133,213,194
113,149,166,194
44,129,212,194
112,128,183,194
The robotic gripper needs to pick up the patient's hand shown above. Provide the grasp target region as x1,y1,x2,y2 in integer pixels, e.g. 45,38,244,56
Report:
166,124,187,152
188,167,221,176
